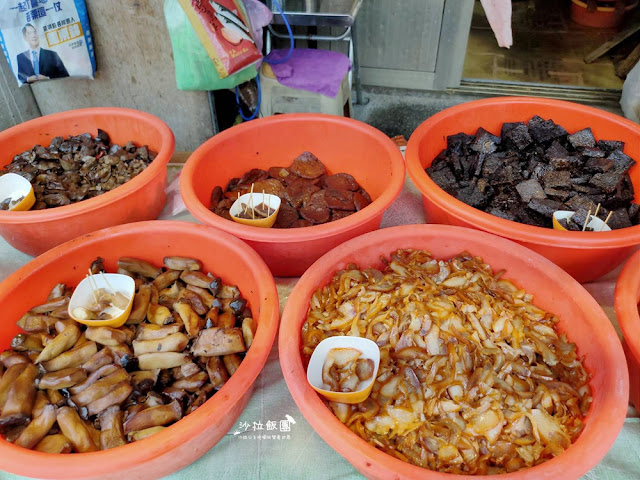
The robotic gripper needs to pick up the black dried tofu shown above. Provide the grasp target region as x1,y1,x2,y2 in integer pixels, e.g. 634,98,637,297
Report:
543,170,571,190
567,128,596,149
585,157,615,173
589,171,625,193
607,208,633,229
462,154,481,180
597,140,625,153
457,182,494,209
447,133,475,156
545,141,569,162
544,187,572,201
450,153,465,180
573,184,602,195
516,179,546,203
482,153,522,185
566,194,597,213
582,147,605,158
530,162,551,182
560,217,581,231
488,208,517,221
427,164,458,196
629,203,640,223
572,207,593,228
527,116,567,144
551,156,582,171
527,197,564,217
612,174,635,205
429,153,450,172
516,205,549,228
571,175,591,186
501,122,533,150
470,128,501,154
608,150,636,173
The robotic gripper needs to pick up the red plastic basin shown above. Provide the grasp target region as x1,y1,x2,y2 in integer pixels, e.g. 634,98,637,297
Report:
0,220,279,480
405,97,640,283
615,248,640,410
180,113,405,277
280,224,628,480
0,108,175,256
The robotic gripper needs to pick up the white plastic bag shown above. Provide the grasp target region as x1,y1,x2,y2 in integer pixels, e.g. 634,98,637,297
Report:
621,60,640,124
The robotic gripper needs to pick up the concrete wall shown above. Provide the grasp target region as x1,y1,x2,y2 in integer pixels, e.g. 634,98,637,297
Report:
0,48,40,129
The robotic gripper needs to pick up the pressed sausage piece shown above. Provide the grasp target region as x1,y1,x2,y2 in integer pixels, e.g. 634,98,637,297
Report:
285,180,320,208
238,169,269,187
210,186,224,211
331,210,355,221
251,179,286,199
353,192,372,211
324,189,355,211
289,152,326,179
290,219,313,228
300,204,331,224
274,202,300,228
268,166,291,181
322,173,360,192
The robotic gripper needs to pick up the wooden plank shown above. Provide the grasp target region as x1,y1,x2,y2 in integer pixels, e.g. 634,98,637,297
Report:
584,23,640,64
616,42,640,78
433,0,474,90
29,0,213,151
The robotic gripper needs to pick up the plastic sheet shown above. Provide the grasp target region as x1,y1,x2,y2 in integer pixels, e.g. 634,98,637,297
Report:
621,60,640,123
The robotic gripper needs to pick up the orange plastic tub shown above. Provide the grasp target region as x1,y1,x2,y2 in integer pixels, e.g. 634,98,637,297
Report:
615,248,640,410
0,108,175,256
405,97,640,283
570,0,637,29
180,113,405,277
280,224,628,480
0,220,279,480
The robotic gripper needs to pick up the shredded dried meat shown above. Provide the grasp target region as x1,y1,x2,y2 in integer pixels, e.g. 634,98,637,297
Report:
301,249,592,475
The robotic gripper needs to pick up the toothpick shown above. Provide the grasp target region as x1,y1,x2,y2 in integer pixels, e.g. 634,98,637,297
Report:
250,184,255,220
593,203,601,220
263,189,270,216
101,272,115,294
582,208,592,231
241,191,248,215
86,270,99,303
599,211,613,232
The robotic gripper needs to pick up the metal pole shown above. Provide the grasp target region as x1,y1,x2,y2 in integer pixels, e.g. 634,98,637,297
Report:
350,19,367,105
207,90,220,136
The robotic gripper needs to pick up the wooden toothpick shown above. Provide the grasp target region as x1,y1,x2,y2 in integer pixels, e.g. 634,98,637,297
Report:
599,211,613,231
101,272,115,294
86,269,99,303
582,208,592,231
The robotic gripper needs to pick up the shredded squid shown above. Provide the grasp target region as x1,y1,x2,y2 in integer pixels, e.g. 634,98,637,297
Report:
301,249,591,475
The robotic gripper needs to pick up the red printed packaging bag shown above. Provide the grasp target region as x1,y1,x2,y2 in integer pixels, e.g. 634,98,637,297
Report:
177,0,262,79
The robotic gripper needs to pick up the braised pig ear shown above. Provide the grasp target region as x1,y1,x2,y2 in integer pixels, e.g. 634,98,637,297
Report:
117,257,162,279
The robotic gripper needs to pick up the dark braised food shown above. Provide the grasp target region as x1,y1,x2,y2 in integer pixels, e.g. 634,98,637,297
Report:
0,256,255,452
0,130,156,210
426,116,639,230
209,151,372,228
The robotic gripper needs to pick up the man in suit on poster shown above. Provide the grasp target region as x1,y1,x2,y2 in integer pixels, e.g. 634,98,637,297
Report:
17,23,69,84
